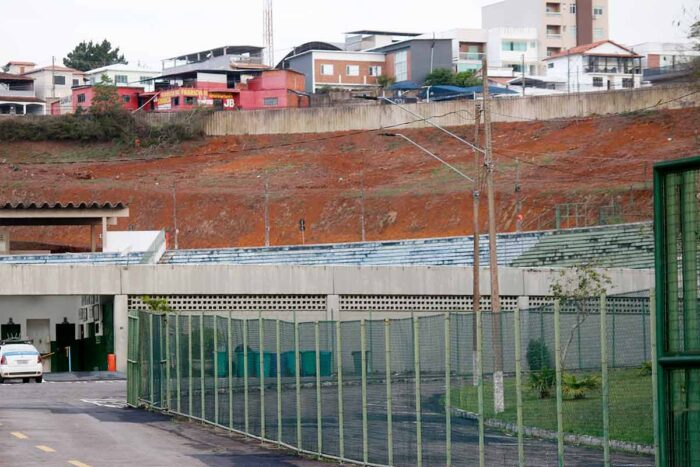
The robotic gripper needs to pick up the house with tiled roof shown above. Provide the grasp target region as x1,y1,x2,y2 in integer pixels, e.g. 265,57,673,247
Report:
544,40,643,92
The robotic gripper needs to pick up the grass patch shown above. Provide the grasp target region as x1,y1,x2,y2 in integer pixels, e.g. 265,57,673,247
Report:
452,368,652,445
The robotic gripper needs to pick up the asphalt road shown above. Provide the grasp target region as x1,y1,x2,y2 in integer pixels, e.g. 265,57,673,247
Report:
0,378,322,467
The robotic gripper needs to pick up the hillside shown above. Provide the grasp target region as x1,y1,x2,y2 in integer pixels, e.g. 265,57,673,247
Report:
1,107,699,251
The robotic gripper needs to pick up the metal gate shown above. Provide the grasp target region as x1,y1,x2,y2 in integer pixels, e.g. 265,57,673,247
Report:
654,157,700,467
126,312,140,407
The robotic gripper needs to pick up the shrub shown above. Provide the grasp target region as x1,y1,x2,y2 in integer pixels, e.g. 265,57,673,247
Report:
528,367,556,399
639,361,652,376
562,373,600,400
526,338,552,371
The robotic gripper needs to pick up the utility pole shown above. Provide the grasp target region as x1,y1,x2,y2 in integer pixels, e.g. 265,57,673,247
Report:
472,103,482,386
482,56,505,414
521,54,526,97
567,50,571,94
172,182,179,250
51,56,56,99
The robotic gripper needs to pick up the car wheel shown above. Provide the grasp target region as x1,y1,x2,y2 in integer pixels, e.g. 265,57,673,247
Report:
22,378,30,384
35,376,43,383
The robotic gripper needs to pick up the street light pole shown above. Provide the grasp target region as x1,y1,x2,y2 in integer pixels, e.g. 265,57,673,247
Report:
482,56,505,414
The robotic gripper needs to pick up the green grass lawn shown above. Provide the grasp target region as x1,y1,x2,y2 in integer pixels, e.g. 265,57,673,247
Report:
452,368,653,445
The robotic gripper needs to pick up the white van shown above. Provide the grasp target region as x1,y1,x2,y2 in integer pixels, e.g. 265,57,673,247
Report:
0,342,43,383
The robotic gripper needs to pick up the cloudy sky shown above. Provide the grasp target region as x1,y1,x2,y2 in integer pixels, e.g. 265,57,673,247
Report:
1,0,696,69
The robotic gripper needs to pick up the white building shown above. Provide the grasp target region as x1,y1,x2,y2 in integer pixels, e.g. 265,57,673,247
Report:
544,40,643,92
21,65,86,100
487,28,540,76
84,64,161,92
418,29,488,73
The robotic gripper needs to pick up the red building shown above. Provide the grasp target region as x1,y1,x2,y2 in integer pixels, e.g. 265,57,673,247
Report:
237,70,308,109
71,86,144,112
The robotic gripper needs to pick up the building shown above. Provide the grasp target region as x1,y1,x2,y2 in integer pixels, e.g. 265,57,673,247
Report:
344,30,421,52
3,61,36,75
70,85,144,113
631,42,700,84
84,64,160,92
418,29,488,73
544,40,643,91
0,72,45,115
369,38,454,84
237,70,309,109
21,65,86,100
486,27,540,76
483,0,610,72
282,50,386,93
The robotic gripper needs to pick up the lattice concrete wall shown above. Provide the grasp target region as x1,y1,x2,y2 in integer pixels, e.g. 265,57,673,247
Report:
128,295,327,312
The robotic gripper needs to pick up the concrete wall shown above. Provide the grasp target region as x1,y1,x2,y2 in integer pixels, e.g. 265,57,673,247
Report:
143,84,698,136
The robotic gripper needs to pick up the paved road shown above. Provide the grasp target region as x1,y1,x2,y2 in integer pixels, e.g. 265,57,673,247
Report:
0,378,322,466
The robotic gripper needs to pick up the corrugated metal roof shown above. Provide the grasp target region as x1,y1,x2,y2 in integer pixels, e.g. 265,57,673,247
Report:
0,202,127,210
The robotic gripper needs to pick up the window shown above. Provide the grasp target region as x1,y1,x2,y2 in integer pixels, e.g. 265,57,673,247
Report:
171,97,180,106
114,75,128,85
77,93,86,103
263,97,279,106
53,75,66,86
320,64,334,75
346,65,360,76
184,96,196,105
622,78,634,88
394,50,408,82
139,76,150,84
571,26,577,37
593,77,604,87
502,41,528,52
548,62,555,69
593,28,604,40
121,95,131,103
369,66,382,76
593,6,603,15
570,3,576,13
72,78,79,87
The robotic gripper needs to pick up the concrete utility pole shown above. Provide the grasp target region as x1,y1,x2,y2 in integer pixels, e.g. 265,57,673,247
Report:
472,103,482,386
360,153,366,242
521,54,526,97
172,182,179,250
482,56,505,414
51,56,56,99
264,177,270,247
515,159,522,232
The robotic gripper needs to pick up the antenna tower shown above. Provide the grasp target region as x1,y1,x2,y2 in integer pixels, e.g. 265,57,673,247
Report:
263,0,274,67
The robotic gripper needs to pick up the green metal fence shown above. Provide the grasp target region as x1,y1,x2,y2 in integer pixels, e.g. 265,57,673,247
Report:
654,157,700,467
130,297,657,466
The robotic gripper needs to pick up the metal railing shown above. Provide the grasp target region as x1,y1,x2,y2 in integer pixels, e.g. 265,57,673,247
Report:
457,52,485,62
130,294,658,466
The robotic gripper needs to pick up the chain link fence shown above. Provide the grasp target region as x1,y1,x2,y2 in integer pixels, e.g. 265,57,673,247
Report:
128,295,657,466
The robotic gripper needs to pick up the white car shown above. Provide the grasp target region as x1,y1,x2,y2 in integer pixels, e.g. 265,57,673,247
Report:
0,342,43,383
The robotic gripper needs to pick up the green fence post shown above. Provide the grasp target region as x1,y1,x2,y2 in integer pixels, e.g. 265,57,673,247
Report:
188,314,193,417
165,313,171,410
642,306,648,363
414,316,423,467
336,319,345,460
228,311,233,431
176,313,181,414
514,304,525,466
214,315,219,426
315,321,322,457
611,300,616,368
361,319,369,465
600,294,610,467
149,313,154,405
276,319,282,445
476,306,485,467
243,319,249,435
649,289,659,467
445,313,452,467
200,313,205,421
385,319,393,466
554,299,564,467
259,313,265,441
295,314,301,451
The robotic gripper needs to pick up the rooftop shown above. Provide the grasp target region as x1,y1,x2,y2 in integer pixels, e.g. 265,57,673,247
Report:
164,45,264,62
22,65,85,75
5,61,36,66
85,63,160,74
345,30,422,37
0,201,129,227
545,40,642,60
0,72,34,81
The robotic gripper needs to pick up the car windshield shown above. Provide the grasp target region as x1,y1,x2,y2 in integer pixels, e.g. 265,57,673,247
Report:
1,345,39,356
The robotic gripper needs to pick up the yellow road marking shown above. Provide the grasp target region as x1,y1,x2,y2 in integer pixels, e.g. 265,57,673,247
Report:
36,445,55,453
68,461,91,467
10,431,28,439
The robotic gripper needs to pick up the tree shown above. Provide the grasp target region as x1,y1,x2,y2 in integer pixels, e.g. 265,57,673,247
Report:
424,68,455,86
549,264,612,369
453,71,481,88
63,39,127,72
376,75,395,89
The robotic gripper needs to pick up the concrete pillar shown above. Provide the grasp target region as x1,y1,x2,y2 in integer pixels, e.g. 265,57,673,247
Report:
327,294,340,322
101,217,108,252
90,225,96,253
113,295,129,373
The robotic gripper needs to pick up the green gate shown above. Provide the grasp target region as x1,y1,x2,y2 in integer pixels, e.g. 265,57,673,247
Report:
654,157,700,467
127,312,140,407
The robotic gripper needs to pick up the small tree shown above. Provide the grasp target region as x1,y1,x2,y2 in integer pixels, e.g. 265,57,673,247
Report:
141,296,171,314
376,75,395,89
64,39,127,72
453,71,481,88
549,264,612,369
424,68,456,86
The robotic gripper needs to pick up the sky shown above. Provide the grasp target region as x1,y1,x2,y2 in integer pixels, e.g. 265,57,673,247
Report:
0,0,696,69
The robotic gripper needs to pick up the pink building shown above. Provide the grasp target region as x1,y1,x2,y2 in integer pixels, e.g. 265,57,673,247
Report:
71,86,144,112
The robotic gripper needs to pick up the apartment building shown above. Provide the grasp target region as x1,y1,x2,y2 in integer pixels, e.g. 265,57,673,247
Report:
483,0,609,72
283,50,386,93
344,30,421,52
21,65,86,100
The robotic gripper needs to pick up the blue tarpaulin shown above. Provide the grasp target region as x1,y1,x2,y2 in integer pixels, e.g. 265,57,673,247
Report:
419,85,518,101
390,80,421,91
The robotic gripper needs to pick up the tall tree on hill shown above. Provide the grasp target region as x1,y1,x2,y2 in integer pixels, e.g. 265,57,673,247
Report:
63,39,127,72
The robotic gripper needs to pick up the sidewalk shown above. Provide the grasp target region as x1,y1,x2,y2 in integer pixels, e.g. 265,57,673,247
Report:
44,371,126,382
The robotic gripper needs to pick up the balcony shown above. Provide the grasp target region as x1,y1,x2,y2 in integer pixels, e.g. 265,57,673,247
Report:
458,52,485,62
0,83,35,98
